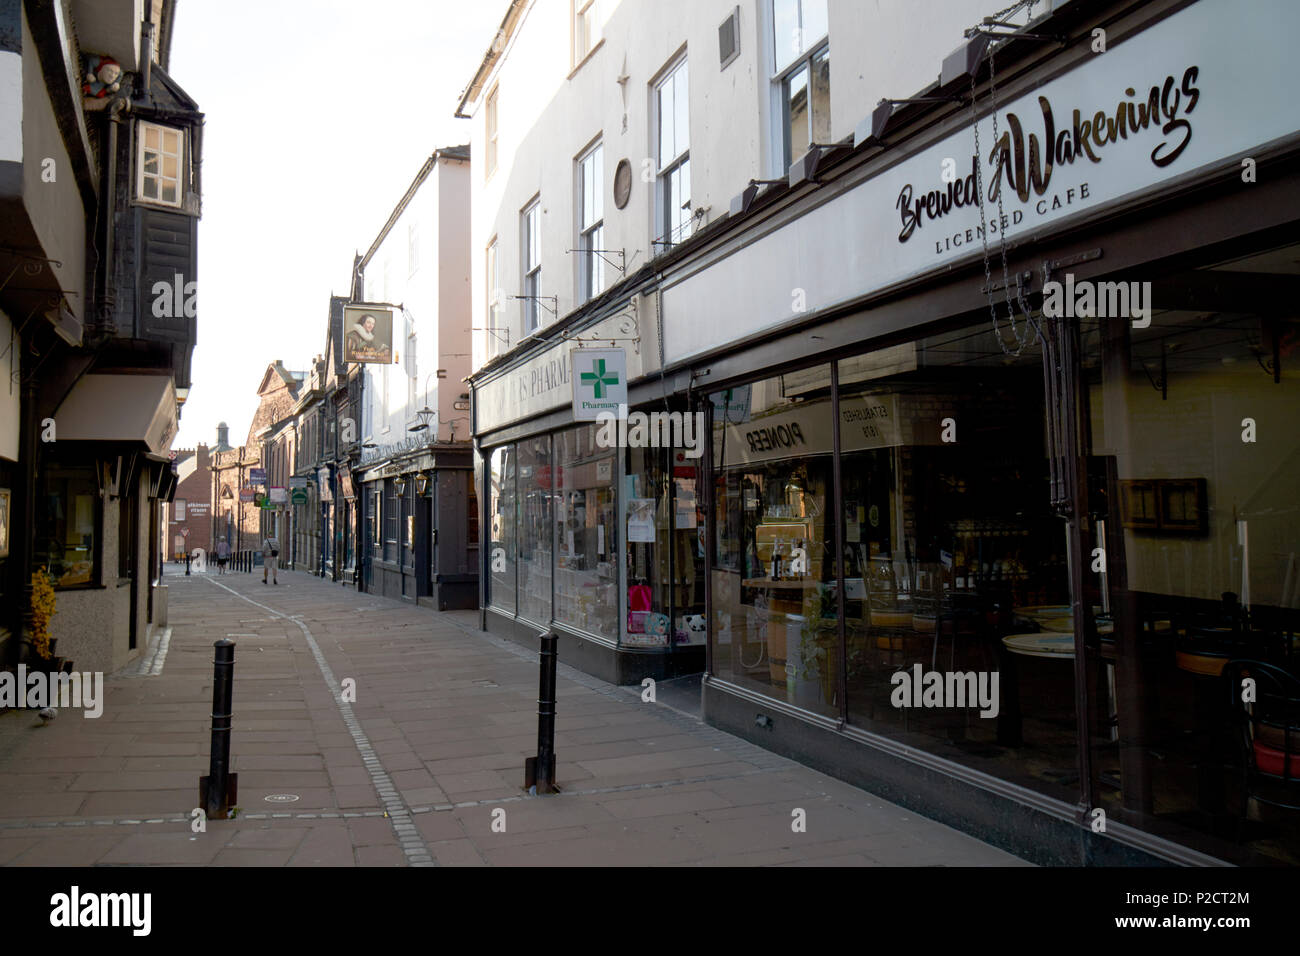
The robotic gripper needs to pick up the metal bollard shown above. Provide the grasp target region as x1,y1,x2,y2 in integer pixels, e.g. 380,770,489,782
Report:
524,629,559,793
185,552,191,576
199,639,238,819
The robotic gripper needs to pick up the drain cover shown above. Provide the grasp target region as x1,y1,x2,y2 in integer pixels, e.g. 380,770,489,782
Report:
264,793,300,803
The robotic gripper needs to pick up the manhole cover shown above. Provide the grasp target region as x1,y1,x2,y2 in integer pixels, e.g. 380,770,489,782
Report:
264,793,300,803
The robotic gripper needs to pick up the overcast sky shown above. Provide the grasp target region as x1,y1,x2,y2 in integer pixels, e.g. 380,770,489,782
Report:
171,0,503,450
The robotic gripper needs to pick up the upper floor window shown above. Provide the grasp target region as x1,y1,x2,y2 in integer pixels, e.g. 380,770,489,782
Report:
486,85,499,179
521,198,542,334
486,238,504,356
653,57,691,250
138,121,184,207
572,0,600,67
772,0,830,171
577,140,604,303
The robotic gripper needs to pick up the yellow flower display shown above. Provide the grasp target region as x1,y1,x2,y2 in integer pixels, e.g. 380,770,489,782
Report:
28,569,57,661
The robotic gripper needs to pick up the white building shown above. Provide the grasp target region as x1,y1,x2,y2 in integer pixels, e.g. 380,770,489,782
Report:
352,146,478,606
458,0,1300,868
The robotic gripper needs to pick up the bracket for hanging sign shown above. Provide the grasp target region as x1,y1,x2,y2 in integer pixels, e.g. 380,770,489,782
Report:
564,247,627,277
566,308,641,355
509,295,557,318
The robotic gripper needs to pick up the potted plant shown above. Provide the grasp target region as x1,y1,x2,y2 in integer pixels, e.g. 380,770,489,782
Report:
24,569,65,673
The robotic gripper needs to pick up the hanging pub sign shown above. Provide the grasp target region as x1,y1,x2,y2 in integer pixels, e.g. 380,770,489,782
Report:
571,348,627,421
343,304,394,364
239,486,255,502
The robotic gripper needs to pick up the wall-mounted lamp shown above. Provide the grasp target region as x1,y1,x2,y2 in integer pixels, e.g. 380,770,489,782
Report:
392,475,407,495
788,144,842,187
415,473,432,496
408,406,436,433
729,179,786,217
855,95,964,149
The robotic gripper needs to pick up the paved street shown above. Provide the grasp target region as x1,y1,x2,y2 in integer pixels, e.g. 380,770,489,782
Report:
0,568,1026,866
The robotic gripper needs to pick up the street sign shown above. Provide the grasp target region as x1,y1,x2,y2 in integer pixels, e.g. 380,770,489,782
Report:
240,486,255,502
249,467,266,484
181,527,189,537
291,487,308,505
269,486,287,504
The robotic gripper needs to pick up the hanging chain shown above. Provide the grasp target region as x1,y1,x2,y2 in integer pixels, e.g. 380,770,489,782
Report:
971,0,1042,356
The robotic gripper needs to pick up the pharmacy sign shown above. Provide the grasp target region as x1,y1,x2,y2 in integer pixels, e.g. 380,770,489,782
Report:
571,348,627,421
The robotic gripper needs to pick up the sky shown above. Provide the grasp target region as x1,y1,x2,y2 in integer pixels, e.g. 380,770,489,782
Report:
170,0,504,450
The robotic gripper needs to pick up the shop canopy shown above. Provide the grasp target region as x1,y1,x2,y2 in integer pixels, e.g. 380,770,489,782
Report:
55,374,178,455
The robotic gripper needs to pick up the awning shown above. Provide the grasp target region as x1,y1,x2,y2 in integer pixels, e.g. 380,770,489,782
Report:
55,375,178,455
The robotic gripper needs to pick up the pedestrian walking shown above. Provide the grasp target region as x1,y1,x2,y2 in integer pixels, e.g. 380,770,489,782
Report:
262,533,280,584
216,539,230,574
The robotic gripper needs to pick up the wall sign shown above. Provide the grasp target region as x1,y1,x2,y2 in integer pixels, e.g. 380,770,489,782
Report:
662,0,1300,363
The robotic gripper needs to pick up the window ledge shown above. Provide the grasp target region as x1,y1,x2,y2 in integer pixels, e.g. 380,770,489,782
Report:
567,38,605,80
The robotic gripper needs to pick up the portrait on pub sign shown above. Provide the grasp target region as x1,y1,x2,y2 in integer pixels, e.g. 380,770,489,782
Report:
343,305,394,364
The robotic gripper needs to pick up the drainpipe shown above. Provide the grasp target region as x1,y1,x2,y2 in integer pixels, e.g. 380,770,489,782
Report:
99,96,130,334
141,22,155,99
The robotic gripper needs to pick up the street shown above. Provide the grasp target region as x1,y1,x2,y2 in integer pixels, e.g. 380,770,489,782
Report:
0,568,1024,867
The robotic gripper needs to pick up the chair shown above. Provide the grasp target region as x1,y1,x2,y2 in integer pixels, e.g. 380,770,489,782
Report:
1221,660,1300,831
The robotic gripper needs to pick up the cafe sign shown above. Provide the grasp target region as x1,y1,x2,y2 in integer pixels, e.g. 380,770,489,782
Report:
661,0,1300,363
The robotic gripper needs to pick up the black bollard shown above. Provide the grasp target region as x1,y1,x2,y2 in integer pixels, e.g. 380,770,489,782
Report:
199,639,238,819
185,551,191,576
524,629,559,793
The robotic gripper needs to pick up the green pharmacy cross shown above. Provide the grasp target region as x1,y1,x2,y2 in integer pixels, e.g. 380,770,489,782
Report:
581,359,620,399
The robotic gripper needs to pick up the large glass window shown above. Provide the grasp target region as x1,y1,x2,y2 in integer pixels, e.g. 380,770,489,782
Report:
487,445,516,613
37,466,99,588
518,436,553,624
832,331,1075,803
1081,247,1300,864
555,424,617,638
712,370,839,718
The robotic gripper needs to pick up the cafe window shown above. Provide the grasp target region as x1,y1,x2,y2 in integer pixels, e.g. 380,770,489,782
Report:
518,436,553,624
712,368,839,719
555,424,617,639
36,466,99,589
833,329,1075,802
1081,246,1300,864
488,445,517,614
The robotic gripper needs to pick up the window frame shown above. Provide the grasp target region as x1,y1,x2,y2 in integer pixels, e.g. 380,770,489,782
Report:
521,196,542,334
576,138,605,304
485,85,499,180
136,120,185,208
652,55,691,252
486,236,502,356
572,0,600,69
770,0,830,173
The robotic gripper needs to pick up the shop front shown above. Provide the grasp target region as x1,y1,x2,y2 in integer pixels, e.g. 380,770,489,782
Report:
473,293,707,684
649,0,1300,865
358,442,476,608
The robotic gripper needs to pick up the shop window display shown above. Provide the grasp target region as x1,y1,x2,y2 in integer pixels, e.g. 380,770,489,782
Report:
37,465,99,589
555,425,617,639
518,436,553,624
487,444,516,614
711,369,839,718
